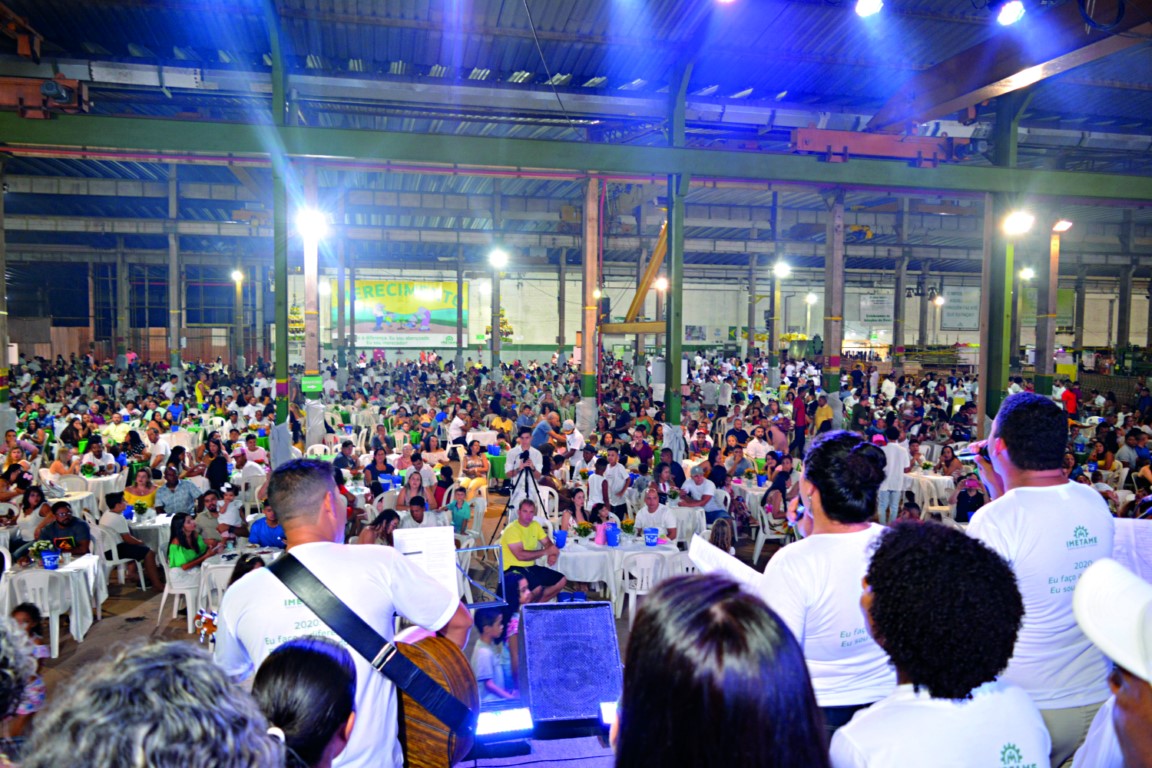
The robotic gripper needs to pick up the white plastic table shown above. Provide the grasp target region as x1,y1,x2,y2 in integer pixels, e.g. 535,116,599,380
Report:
554,538,679,601
7,553,107,641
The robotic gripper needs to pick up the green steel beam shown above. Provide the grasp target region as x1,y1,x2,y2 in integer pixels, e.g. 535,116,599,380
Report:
4,112,1152,202
265,0,290,425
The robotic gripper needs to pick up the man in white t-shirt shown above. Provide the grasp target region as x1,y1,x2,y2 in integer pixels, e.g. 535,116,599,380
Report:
876,428,909,525
634,488,678,540
243,434,268,466
215,459,472,768
99,491,163,592
506,428,544,511
447,406,468,446
144,427,170,470
603,446,632,519
81,438,118,476
399,496,450,529
969,392,1115,767
680,466,722,524
561,420,585,453
831,520,1049,768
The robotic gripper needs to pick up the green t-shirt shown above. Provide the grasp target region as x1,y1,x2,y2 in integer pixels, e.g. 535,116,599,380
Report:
168,537,207,569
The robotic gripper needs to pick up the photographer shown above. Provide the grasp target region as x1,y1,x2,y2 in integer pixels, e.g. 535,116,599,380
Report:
947,472,987,524
505,428,544,511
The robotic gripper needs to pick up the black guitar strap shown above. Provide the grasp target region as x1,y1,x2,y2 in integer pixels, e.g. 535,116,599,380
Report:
268,554,474,734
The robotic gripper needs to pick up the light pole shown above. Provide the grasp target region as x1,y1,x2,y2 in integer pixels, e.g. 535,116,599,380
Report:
805,291,817,338
769,261,789,385
297,208,328,388
231,269,244,372
654,275,668,350
1036,219,1072,394
489,247,509,377
933,292,945,345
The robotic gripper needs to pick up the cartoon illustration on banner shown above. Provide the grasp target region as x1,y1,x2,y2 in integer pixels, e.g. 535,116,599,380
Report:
333,279,468,348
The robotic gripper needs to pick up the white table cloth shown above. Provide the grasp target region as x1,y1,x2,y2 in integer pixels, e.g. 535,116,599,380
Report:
7,553,107,641
129,513,173,554
466,430,498,447
555,538,679,601
198,546,282,610
667,504,707,543
84,473,126,512
731,480,769,510
903,472,955,506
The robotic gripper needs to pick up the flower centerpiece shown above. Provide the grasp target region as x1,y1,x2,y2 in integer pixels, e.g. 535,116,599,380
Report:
668,489,681,501
80,463,95,478
620,519,636,536
922,461,933,471
29,541,53,557
574,521,594,540
133,501,148,518
743,468,757,481
578,468,589,481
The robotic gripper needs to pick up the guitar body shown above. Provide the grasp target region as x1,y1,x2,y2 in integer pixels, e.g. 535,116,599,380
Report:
396,634,479,767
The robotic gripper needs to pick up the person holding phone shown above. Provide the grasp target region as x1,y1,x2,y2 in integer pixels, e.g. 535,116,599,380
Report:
947,472,988,523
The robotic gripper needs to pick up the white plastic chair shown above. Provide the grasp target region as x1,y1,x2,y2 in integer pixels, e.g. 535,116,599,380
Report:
200,566,233,612
455,533,476,602
305,445,333,459
533,515,554,540
712,489,731,513
751,499,787,565
618,552,665,626
156,549,199,634
57,475,89,494
38,468,57,487
538,486,559,523
675,551,698,575
97,525,148,591
373,490,399,512
12,571,72,658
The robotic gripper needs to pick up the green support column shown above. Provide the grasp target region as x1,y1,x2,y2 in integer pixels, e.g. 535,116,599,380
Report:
115,237,129,368
0,163,8,408
981,90,1031,427
768,193,781,386
665,172,687,425
823,190,845,396
266,0,290,425
1033,227,1060,397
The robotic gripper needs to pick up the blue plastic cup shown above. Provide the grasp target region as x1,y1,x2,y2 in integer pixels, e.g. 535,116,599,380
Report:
554,529,567,549
571,591,587,602
644,527,659,546
171,424,179,433
557,592,572,603
606,526,621,547
41,551,60,570
344,425,354,435
757,475,767,487
1088,462,1098,472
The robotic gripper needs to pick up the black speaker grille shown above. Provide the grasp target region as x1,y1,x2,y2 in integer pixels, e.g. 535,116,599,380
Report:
519,602,622,723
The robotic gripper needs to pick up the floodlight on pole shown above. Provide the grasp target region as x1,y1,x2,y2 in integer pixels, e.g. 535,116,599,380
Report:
1003,210,1035,236
654,276,669,292
805,292,818,305
933,294,946,307
296,207,329,243
773,261,791,279
1019,267,1035,281
231,269,244,283
1052,220,1073,233
997,0,1025,25
488,247,509,269
593,288,602,300
855,0,883,16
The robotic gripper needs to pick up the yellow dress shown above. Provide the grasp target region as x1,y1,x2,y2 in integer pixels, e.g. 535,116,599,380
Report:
124,488,157,508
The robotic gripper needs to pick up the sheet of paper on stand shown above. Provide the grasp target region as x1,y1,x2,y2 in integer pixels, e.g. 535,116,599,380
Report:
1112,519,1152,583
392,526,460,597
688,534,760,591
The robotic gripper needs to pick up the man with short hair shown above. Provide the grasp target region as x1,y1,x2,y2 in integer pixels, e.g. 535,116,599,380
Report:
500,499,566,605
970,392,1115,766
409,453,436,489
447,405,468,446
99,491,163,591
878,427,910,525
634,488,678,540
680,465,722,523
333,440,358,471
506,428,544,510
243,434,268,466
154,465,202,517
145,426,171,470
81,437,118,476
215,459,472,768
37,501,92,556
399,495,449,529
603,446,632,519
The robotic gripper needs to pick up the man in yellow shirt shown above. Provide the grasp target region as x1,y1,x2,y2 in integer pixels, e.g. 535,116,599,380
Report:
812,394,834,435
500,499,566,604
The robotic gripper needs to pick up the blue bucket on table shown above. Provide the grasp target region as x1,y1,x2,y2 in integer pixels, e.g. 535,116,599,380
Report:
171,424,179,433
379,478,393,492
606,526,621,547
757,475,767,487
344,425,354,435
557,592,572,603
644,527,659,547
1088,462,1098,472
488,445,501,457
392,475,404,486
40,551,60,570
123,507,134,521
258,428,267,437
554,529,567,548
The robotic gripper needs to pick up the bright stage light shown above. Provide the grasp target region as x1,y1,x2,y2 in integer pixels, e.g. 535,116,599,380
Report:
805,292,818,305
1003,210,1035,236
856,0,883,17
231,270,244,283
1019,267,1035,281
1052,219,1073,233
318,282,331,296
488,247,509,269
773,261,791,279
997,0,1025,25
933,294,946,306
296,207,329,242
654,276,669,291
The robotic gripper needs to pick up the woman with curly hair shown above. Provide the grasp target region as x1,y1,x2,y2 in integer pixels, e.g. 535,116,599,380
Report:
755,430,896,735
830,522,1049,767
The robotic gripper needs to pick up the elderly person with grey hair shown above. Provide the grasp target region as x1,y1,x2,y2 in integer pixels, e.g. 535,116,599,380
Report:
20,641,282,768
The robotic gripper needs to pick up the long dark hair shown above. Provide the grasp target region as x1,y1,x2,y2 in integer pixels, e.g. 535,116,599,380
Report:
169,512,198,551
615,574,828,768
252,637,356,768
803,430,886,524
228,553,266,587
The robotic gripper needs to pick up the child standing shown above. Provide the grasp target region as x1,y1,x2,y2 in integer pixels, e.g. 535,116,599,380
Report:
8,603,48,737
470,608,517,704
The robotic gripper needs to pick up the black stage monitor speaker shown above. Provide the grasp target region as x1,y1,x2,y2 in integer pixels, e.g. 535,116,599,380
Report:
518,602,622,723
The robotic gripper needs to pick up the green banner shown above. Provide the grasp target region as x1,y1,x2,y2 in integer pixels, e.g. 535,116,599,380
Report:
1020,287,1075,328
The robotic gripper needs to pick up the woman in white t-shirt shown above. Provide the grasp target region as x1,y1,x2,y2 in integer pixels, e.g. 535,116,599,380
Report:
756,430,896,735
830,522,1050,768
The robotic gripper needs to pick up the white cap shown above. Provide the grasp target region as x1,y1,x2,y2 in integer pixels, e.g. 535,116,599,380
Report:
1073,558,1152,684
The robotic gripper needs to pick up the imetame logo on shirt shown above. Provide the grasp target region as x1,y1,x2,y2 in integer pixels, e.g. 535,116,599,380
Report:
1066,525,1099,550
1000,742,1039,768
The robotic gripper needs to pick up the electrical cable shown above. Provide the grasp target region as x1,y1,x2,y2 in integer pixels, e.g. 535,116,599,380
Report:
521,0,580,136
1078,0,1126,30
